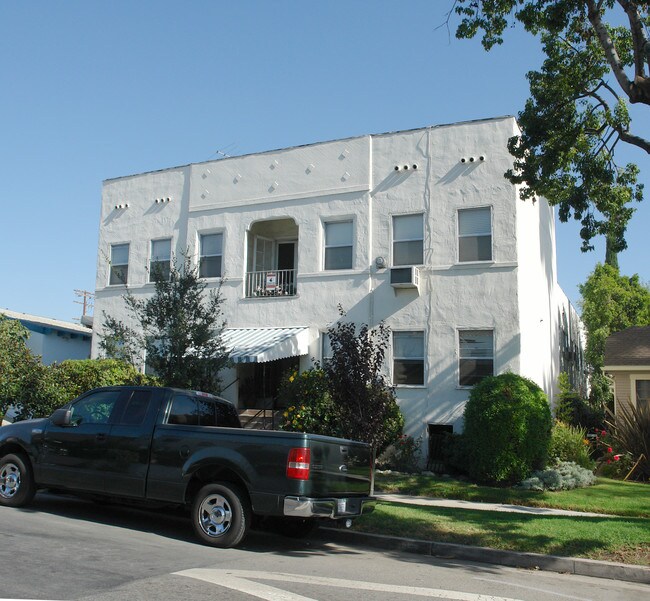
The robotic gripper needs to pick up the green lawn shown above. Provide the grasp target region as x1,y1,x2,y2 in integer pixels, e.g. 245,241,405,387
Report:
374,473,650,518
354,502,650,565
363,473,650,565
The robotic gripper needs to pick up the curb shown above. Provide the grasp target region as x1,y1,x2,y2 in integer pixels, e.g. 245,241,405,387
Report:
320,528,650,585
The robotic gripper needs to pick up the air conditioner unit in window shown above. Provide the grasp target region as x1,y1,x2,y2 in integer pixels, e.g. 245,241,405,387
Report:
390,266,420,289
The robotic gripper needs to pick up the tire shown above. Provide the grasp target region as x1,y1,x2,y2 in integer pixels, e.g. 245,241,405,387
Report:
0,453,36,507
191,482,251,548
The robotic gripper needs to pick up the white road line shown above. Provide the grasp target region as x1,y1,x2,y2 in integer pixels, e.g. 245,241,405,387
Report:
175,568,525,601
473,577,595,601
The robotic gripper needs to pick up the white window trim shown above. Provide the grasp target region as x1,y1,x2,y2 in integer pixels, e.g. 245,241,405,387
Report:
107,242,130,287
391,212,425,267
322,218,354,271
198,230,225,279
456,205,494,265
457,327,495,389
392,329,426,388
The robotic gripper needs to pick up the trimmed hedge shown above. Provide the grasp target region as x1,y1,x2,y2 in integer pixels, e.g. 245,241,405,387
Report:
463,373,552,484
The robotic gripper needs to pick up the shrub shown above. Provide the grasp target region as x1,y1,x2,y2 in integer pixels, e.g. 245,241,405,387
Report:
549,420,595,470
517,461,596,491
463,373,552,484
377,435,422,473
555,372,604,430
601,404,650,481
278,368,341,438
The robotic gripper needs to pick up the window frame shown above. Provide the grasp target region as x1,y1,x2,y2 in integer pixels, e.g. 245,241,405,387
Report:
149,238,172,283
392,330,426,387
199,231,224,279
392,213,424,267
458,328,495,388
457,206,493,264
631,375,650,409
108,243,130,286
323,219,354,271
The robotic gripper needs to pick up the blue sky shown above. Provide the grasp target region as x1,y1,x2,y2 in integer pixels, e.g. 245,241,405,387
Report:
1,1,647,322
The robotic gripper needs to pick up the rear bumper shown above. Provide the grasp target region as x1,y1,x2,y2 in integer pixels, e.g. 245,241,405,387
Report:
283,495,376,519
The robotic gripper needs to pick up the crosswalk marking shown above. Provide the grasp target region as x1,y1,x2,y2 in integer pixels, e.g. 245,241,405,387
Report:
175,568,525,601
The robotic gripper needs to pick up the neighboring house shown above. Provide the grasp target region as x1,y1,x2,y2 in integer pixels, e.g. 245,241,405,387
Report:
1,309,92,365
604,326,650,414
91,116,584,462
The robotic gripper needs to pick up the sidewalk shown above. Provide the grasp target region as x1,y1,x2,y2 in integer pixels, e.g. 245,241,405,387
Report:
320,493,650,585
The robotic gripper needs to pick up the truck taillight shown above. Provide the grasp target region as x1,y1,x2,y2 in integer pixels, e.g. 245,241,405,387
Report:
287,447,311,480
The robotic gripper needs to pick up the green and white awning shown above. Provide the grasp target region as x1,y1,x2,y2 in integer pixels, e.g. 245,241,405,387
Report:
222,327,314,363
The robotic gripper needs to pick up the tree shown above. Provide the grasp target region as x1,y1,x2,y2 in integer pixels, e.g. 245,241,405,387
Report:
579,263,650,369
322,308,404,452
100,255,229,394
452,1,648,256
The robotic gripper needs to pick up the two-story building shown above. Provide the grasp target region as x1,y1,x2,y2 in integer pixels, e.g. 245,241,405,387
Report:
91,116,584,459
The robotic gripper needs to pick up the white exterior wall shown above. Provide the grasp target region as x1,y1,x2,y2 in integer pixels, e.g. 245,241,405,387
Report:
92,116,577,441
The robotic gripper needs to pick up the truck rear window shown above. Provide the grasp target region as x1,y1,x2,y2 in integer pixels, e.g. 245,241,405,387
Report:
167,394,240,428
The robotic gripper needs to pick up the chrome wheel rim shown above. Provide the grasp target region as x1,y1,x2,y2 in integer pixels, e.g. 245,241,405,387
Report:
0,462,21,499
198,494,233,538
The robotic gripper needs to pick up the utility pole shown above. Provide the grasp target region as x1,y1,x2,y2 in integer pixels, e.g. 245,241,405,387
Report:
74,289,95,317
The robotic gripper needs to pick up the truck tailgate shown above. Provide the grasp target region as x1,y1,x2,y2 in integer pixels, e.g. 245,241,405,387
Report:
308,436,373,496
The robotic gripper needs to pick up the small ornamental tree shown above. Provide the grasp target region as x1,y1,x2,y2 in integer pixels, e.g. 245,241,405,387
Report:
100,255,229,394
323,308,404,453
463,373,552,484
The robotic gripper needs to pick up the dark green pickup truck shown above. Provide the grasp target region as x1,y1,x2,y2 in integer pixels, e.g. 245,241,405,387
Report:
0,386,375,547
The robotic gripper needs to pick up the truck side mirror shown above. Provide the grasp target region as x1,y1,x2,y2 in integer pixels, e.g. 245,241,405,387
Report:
50,408,72,427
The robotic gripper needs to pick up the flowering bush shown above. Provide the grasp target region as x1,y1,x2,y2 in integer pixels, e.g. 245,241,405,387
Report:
517,461,596,491
377,435,422,473
277,369,342,437
592,428,635,479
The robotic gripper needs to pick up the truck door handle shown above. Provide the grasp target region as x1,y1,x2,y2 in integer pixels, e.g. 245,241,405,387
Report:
179,445,190,459
96,433,107,443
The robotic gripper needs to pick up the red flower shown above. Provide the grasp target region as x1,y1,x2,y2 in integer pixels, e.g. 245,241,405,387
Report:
607,447,613,453
614,456,620,461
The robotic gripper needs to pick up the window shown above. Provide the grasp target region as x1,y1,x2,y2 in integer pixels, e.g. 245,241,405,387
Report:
200,233,223,278
119,390,152,426
69,390,121,426
321,332,333,364
458,207,492,262
149,238,171,282
393,331,425,386
215,402,241,428
109,243,129,285
393,214,423,266
635,379,650,409
324,221,353,270
459,330,494,386
168,394,199,425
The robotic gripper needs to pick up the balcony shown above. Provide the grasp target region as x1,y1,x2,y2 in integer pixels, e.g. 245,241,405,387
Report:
245,269,297,298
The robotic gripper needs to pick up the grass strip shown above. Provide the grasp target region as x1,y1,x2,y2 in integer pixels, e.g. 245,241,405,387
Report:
374,474,650,518
354,502,650,565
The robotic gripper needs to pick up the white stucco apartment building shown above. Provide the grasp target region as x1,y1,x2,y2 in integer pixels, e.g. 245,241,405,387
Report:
91,116,584,461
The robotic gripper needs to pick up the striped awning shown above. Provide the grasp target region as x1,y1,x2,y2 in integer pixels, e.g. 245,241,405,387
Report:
222,327,314,364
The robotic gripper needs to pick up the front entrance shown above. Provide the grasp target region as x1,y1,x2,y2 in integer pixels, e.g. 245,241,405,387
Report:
237,357,299,409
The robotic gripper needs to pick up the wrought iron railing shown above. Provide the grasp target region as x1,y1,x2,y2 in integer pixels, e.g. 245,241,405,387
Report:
245,269,297,298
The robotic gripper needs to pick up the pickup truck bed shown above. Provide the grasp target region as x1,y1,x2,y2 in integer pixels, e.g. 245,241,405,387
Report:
0,386,375,547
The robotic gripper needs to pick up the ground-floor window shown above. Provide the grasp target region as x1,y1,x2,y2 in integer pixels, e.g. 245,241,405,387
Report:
458,329,494,387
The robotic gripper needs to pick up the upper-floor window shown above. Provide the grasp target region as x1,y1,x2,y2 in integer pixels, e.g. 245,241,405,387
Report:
199,233,223,278
393,214,423,266
109,243,129,285
149,238,172,282
459,329,494,387
458,207,492,262
324,220,353,270
393,331,425,386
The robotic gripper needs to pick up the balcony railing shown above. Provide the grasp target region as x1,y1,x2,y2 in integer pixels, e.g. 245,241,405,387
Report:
245,269,297,298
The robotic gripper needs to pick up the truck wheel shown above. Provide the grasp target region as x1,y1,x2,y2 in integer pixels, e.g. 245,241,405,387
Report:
0,453,36,507
191,482,250,548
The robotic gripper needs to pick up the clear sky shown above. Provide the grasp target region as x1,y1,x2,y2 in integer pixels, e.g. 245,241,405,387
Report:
1,1,647,323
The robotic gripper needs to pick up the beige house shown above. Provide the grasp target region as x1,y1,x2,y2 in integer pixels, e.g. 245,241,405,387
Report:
604,326,650,413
